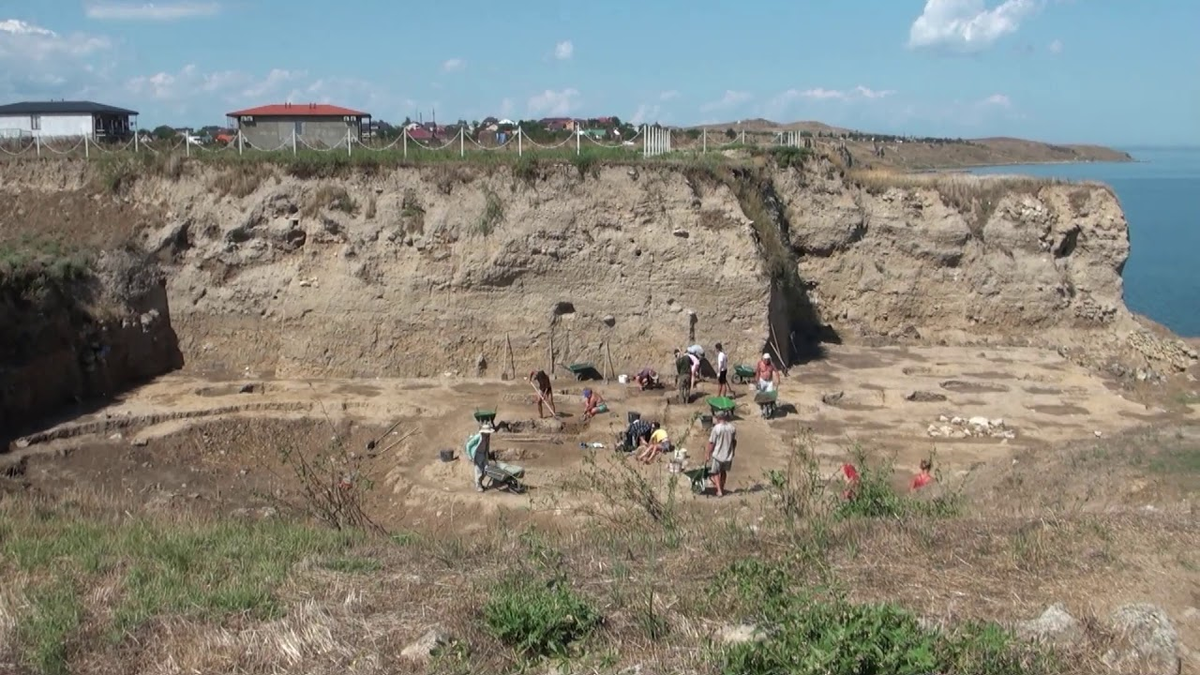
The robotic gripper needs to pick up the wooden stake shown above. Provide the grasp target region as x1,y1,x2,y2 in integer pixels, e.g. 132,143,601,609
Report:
606,342,615,384
506,333,516,380
548,325,555,378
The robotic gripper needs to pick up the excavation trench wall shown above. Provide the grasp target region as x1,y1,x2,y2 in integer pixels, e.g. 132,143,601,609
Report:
1,157,1175,389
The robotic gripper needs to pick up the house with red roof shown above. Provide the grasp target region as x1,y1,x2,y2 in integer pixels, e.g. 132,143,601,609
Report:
226,102,372,149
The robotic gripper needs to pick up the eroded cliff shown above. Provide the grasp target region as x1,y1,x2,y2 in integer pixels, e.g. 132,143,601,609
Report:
0,157,1193,384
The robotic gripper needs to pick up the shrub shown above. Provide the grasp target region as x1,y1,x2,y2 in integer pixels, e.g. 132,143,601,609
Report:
477,190,503,236
483,577,601,658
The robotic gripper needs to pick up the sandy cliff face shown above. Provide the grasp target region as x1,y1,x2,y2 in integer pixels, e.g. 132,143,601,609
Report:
1,158,1192,382
774,163,1133,343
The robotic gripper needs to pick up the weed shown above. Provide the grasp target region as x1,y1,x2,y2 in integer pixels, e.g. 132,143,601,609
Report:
477,190,503,236
15,577,80,675
318,556,382,574
364,194,377,220
768,146,812,170
483,576,601,659
210,162,271,198
303,185,357,218
570,153,599,180
836,448,964,520
1068,188,1091,214
513,155,544,185
715,561,1050,675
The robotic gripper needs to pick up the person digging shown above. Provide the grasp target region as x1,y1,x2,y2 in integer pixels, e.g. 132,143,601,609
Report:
465,421,494,492
529,370,556,418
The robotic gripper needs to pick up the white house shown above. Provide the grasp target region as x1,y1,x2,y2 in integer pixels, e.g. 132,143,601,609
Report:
0,100,138,140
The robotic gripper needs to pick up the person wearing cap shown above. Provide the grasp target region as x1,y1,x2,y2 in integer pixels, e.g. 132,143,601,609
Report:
582,388,606,419
754,352,777,393
465,422,494,492
706,410,737,497
529,370,554,418
634,367,660,390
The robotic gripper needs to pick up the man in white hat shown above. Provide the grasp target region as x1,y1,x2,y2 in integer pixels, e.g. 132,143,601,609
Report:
465,422,494,492
754,352,777,393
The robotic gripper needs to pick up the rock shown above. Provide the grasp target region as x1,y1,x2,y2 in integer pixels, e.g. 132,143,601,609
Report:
401,627,454,661
989,418,1004,428
239,383,256,394
1103,604,1181,675
672,228,690,238
131,438,148,447
905,390,947,402
821,391,844,406
1015,603,1081,645
602,314,616,327
714,623,767,646
14,439,30,449
967,416,991,428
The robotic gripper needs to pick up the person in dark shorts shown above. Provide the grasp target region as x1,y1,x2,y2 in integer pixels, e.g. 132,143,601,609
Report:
715,343,729,398
529,370,555,418
624,418,658,453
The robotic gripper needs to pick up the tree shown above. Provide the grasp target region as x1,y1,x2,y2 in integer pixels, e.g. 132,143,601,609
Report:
152,125,177,140
725,128,736,140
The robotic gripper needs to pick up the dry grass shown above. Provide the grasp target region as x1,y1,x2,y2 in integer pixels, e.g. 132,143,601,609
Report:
1,425,1196,675
302,185,357,218
209,163,273,199
847,168,1085,237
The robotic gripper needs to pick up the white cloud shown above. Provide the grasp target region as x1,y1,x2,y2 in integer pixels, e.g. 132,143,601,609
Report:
630,104,661,126
1048,38,1063,54
527,88,579,117
0,19,113,99
553,40,574,60
908,0,1041,53
125,64,306,103
499,98,514,118
84,1,221,20
441,58,466,73
982,93,1012,107
764,85,896,118
659,90,679,101
700,90,751,113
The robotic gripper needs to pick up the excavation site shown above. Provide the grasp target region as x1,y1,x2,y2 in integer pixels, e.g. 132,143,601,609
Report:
1,154,1197,674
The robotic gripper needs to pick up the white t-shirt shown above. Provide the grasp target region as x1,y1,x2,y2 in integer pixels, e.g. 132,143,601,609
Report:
717,351,728,373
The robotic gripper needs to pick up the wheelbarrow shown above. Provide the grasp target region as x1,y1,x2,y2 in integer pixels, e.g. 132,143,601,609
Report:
562,362,602,381
482,460,527,494
706,396,736,417
473,409,497,425
732,364,756,384
683,465,712,494
754,390,778,419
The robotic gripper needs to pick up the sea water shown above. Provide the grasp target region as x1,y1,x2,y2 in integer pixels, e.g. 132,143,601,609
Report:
971,147,1199,337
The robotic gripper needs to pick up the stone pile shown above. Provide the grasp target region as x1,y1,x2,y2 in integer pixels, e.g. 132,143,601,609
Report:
927,415,1016,439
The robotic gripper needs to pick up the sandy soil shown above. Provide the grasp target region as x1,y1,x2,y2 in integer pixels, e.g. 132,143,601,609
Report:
10,343,1191,534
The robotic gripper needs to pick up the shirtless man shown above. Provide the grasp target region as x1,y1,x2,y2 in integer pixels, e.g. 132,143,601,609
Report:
754,353,777,393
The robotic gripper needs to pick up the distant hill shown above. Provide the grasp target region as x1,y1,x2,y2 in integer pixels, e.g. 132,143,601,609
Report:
680,120,1132,169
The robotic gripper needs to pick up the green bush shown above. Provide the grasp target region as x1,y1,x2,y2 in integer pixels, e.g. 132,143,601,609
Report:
714,561,1050,675
483,577,601,658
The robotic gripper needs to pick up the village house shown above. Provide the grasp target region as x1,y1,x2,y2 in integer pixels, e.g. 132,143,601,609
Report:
227,102,371,148
0,100,137,140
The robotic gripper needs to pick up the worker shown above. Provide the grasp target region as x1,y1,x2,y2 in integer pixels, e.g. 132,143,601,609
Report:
624,417,658,453
465,422,494,492
634,367,660,390
529,370,555,418
637,425,672,464
911,459,934,491
715,343,730,398
754,353,777,393
686,344,706,359
706,410,737,497
674,348,700,389
582,388,607,419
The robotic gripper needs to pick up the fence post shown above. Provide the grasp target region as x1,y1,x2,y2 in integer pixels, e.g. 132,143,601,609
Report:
238,130,243,155
575,126,580,156
740,130,745,145
84,135,89,160
134,132,139,154
35,134,40,158
291,129,296,155
347,129,352,158
459,127,464,158
702,128,706,153
403,129,407,159
517,127,522,156
185,136,190,158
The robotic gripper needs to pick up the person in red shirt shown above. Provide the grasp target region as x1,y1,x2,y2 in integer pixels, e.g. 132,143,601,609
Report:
911,459,934,491
840,463,860,500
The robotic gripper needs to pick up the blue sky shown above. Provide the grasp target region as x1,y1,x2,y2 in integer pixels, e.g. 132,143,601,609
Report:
1,1,1196,145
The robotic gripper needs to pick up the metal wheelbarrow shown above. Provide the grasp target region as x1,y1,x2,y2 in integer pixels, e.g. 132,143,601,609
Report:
732,364,756,384
754,390,778,419
482,460,527,494
683,465,712,494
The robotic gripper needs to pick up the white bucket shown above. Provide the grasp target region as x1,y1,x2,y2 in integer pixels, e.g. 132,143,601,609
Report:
618,374,628,384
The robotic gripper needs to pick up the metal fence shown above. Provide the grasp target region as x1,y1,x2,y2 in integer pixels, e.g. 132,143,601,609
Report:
0,124,806,162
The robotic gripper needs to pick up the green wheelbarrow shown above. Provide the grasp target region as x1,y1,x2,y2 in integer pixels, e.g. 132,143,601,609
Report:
706,396,736,417
732,364,756,384
683,465,712,494
473,409,497,425
562,362,602,381
482,461,527,494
